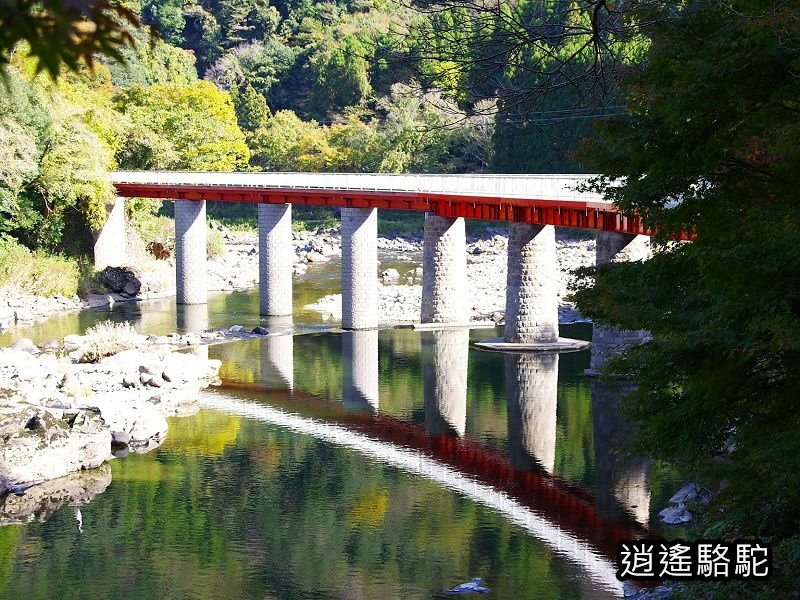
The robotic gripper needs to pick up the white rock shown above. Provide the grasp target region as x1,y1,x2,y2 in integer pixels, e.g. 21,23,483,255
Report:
83,393,168,446
0,407,110,484
11,338,39,355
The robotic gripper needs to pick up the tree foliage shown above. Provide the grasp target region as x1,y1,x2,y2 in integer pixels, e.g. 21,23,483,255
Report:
0,62,119,250
571,1,800,591
0,0,139,77
116,81,250,171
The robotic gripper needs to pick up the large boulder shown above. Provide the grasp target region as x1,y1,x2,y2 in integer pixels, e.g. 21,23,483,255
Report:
99,266,141,297
0,406,110,485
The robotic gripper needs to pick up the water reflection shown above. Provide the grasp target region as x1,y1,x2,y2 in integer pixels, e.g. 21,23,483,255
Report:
259,316,294,390
1,320,680,599
342,330,379,412
177,302,209,333
422,329,468,437
592,381,651,526
505,352,558,474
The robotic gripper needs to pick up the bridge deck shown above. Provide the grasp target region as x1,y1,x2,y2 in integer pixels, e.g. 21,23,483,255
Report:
111,170,658,236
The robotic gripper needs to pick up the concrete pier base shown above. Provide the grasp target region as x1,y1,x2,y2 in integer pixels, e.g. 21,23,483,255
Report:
260,316,294,389
175,200,207,305
259,203,293,316
422,329,469,437
505,352,559,473
342,330,379,412
341,207,378,330
93,196,127,269
587,232,651,375
421,214,468,324
592,381,651,525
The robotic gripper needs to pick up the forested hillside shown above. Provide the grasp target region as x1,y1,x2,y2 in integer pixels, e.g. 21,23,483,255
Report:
0,0,604,257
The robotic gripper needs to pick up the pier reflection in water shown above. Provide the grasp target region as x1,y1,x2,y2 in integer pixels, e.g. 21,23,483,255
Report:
505,352,558,474
2,324,682,600
422,329,469,437
592,380,651,525
252,326,660,543
343,330,379,412
260,316,294,390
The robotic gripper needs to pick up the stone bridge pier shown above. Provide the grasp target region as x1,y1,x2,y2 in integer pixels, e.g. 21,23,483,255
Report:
421,214,468,324
505,224,559,344
259,204,293,316
588,232,651,375
477,223,587,352
422,329,469,437
175,200,208,305
341,208,378,330
505,352,559,473
342,330,379,412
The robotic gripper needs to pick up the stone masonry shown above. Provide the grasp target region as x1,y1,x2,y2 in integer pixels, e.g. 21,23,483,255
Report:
93,197,127,269
504,223,559,343
423,329,469,437
341,207,378,329
505,352,559,473
421,214,468,323
342,330,379,411
175,200,207,305
589,232,651,374
258,203,293,316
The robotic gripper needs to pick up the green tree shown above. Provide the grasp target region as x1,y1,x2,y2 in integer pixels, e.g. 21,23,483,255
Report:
248,109,331,171
181,2,223,73
204,39,296,102
116,80,250,171
307,34,371,118
231,82,271,132
572,2,800,593
141,0,186,45
105,24,198,88
0,62,120,250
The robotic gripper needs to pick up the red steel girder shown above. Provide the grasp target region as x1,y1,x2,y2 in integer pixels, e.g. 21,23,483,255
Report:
113,182,693,239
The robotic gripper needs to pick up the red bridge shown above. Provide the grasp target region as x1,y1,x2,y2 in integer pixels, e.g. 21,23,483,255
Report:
110,170,670,237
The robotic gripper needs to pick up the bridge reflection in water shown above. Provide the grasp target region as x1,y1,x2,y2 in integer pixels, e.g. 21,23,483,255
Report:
210,328,654,596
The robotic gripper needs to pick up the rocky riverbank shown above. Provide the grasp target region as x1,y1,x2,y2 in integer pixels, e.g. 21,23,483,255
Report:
0,327,231,523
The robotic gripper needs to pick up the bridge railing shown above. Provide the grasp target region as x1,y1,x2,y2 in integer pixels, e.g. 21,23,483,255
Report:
111,171,608,203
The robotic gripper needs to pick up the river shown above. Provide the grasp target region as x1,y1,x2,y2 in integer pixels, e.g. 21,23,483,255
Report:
0,260,681,599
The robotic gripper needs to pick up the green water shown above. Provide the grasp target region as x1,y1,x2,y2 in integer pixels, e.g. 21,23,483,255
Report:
0,262,680,599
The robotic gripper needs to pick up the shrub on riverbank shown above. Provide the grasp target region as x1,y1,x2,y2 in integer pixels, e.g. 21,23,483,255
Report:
0,236,81,297
78,321,141,363
207,227,224,260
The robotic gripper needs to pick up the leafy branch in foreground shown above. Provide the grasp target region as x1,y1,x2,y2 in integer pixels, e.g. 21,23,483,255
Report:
0,0,140,77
